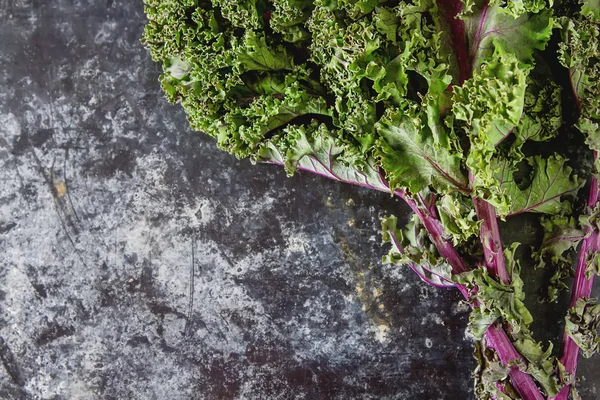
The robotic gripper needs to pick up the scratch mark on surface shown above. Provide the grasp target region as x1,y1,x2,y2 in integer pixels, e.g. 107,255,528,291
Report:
185,236,195,336
63,146,82,224
28,146,87,267
0,336,25,387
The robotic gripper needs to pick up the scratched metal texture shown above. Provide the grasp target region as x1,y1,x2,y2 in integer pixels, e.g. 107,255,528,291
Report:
0,1,597,399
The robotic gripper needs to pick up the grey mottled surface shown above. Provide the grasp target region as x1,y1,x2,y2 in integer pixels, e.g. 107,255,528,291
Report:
0,1,597,399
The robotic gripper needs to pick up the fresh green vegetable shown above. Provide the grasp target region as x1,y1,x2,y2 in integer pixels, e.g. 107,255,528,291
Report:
142,0,600,398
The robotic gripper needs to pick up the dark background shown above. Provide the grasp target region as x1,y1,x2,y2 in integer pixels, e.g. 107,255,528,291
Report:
0,1,597,399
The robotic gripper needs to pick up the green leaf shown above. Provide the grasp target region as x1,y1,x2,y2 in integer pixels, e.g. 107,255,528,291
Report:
513,77,563,145
463,4,553,70
373,6,399,43
468,307,503,341
437,193,482,245
256,121,390,192
318,0,386,18
532,215,583,301
457,244,533,340
453,50,530,211
558,8,600,170
495,155,582,216
579,201,600,232
382,214,455,287
234,31,295,73
270,0,313,42
585,252,600,279
565,297,600,358
558,13,600,121
376,105,467,194
461,0,552,18
210,82,333,158
211,0,264,29
333,89,379,153
453,51,528,129
513,337,561,396
472,340,514,400
308,6,383,91
582,0,600,21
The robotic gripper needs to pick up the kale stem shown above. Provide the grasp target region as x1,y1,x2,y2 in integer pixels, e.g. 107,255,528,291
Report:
552,171,600,400
466,175,544,398
437,0,471,84
472,197,511,284
468,170,510,284
395,189,468,275
486,324,545,400
397,190,544,400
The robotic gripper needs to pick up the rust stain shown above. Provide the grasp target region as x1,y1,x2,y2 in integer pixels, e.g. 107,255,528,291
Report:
54,180,66,197
336,236,390,327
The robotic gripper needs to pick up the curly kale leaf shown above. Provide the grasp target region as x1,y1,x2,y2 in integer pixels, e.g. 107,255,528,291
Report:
382,214,455,288
532,215,584,301
495,155,583,216
453,50,530,211
472,341,513,400
256,121,390,192
558,2,600,164
437,192,482,245
376,104,467,194
513,337,561,397
513,77,563,146
458,244,533,340
565,297,600,358
462,3,553,70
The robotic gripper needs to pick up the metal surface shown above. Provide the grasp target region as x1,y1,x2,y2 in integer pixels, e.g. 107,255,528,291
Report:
0,1,597,399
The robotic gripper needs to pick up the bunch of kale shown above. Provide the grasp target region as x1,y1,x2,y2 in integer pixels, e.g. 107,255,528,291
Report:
142,0,600,398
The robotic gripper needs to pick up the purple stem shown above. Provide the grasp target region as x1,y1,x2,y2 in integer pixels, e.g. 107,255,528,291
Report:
552,174,600,400
263,159,391,194
507,367,545,400
401,194,543,400
408,264,455,288
486,324,545,400
468,177,542,399
387,221,456,289
404,2,539,390
391,204,540,399
395,189,468,275
405,0,539,392
550,61,598,400
469,171,510,285
473,197,510,285
437,0,471,84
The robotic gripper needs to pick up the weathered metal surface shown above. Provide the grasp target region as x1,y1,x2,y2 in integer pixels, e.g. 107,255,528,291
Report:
0,1,596,399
